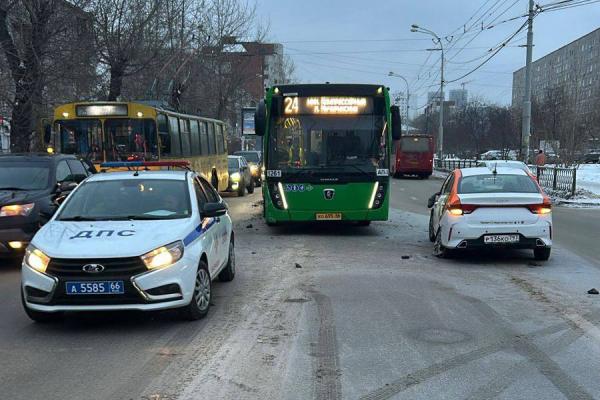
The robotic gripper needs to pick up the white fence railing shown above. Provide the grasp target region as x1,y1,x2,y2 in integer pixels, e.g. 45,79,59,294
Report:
434,159,577,196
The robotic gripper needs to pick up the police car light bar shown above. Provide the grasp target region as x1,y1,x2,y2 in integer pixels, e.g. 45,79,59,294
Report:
100,161,191,169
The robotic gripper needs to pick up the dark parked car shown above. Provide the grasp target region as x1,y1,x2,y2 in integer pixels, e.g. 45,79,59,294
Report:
0,153,95,257
227,155,254,197
584,150,600,164
233,151,263,187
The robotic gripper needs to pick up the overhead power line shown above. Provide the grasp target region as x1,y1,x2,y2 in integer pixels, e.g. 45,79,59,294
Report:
446,18,530,84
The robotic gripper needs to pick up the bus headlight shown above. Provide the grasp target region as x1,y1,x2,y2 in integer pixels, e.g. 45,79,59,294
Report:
25,245,50,273
230,172,241,182
141,241,184,270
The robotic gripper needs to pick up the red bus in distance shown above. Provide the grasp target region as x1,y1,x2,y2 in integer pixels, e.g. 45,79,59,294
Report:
393,134,434,179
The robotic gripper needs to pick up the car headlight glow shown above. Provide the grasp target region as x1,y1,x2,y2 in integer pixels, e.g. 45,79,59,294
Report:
25,245,50,273
250,165,259,174
141,241,184,270
0,203,35,217
230,172,241,182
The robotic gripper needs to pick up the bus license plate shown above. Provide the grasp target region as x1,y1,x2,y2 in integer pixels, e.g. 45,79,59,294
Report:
66,281,125,295
316,213,342,221
484,234,520,244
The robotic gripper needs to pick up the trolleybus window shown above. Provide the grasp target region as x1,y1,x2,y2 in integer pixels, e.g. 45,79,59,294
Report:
158,114,170,156
104,119,157,161
179,119,192,157
216,124,225,154
199,121,209,156
190,120,201,155
168,116,182,156
207,122,216,155
56,119,103,162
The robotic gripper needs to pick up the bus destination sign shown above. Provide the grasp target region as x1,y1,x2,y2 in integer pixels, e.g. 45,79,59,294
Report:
76,104,129,117
283,96,372,115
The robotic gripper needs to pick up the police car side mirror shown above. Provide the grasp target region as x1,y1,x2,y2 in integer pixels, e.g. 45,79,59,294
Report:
57,181,78,193
202,202,227,218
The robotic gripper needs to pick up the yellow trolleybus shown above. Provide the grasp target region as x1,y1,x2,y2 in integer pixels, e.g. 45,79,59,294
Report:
51,101,228,190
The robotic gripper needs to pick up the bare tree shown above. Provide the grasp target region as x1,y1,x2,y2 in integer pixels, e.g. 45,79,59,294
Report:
0,0,94,151
91,0,171,100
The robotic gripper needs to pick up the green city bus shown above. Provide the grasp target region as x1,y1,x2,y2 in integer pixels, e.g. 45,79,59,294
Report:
254,84,402,225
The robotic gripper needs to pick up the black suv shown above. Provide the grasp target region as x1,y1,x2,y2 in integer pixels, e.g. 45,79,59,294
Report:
0,153,95,257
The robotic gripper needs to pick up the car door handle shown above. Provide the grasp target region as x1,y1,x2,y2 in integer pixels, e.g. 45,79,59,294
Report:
215,217,221,223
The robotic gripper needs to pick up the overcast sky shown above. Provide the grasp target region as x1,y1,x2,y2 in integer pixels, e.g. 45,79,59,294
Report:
256,0,600,108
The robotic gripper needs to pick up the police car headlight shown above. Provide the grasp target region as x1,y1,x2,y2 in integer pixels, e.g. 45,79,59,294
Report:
141,241,184,270
0,203,35,217
25,245,50,273
230,172,241,182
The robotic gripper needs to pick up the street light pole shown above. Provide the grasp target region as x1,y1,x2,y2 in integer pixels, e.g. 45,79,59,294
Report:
388,72,410,133
521,0,535,163
411,24,445,160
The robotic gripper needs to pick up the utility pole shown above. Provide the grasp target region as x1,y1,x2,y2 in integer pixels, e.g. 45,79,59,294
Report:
438,46,445,161
411,24,445,160
521,0,535,163
388,72,410,133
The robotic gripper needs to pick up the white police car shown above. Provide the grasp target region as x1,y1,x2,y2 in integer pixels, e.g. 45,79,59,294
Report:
21,161,235,322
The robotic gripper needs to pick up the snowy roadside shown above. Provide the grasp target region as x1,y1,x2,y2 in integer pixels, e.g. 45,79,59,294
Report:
550,164,600,208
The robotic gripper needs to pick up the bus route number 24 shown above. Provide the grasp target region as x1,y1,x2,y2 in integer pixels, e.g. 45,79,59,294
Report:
284,97,299,114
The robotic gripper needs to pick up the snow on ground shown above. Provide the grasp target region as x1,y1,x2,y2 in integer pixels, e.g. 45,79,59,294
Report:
576,164,600,195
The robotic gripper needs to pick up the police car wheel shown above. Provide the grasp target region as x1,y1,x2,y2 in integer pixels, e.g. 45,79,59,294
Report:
181,261,211,320
21,290,62,323
238,179,246,196
219,239,236,282
247,182,255,194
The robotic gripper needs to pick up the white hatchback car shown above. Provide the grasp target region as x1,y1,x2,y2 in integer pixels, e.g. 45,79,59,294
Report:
21,164,235,322
428,167,552,260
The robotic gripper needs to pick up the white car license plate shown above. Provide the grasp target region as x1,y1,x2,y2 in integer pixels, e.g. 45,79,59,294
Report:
484,234,520,244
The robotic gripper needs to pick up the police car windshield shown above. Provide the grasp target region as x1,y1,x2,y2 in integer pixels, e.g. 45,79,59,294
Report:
57,179,191,221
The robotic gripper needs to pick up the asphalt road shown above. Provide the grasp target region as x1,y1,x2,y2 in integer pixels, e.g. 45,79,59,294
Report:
1,185,600,399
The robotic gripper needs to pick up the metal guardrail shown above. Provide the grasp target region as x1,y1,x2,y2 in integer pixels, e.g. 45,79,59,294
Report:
529,165,577,196
434,159,577,196
434,159,479,171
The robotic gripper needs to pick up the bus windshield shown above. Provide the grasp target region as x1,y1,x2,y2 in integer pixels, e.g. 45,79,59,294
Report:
400,137,430,153
268,115,387,171
56,119,103,161
105,119,158,161
55,118,158,162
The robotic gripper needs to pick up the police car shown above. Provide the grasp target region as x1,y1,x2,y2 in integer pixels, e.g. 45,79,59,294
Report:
21,161,235,322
